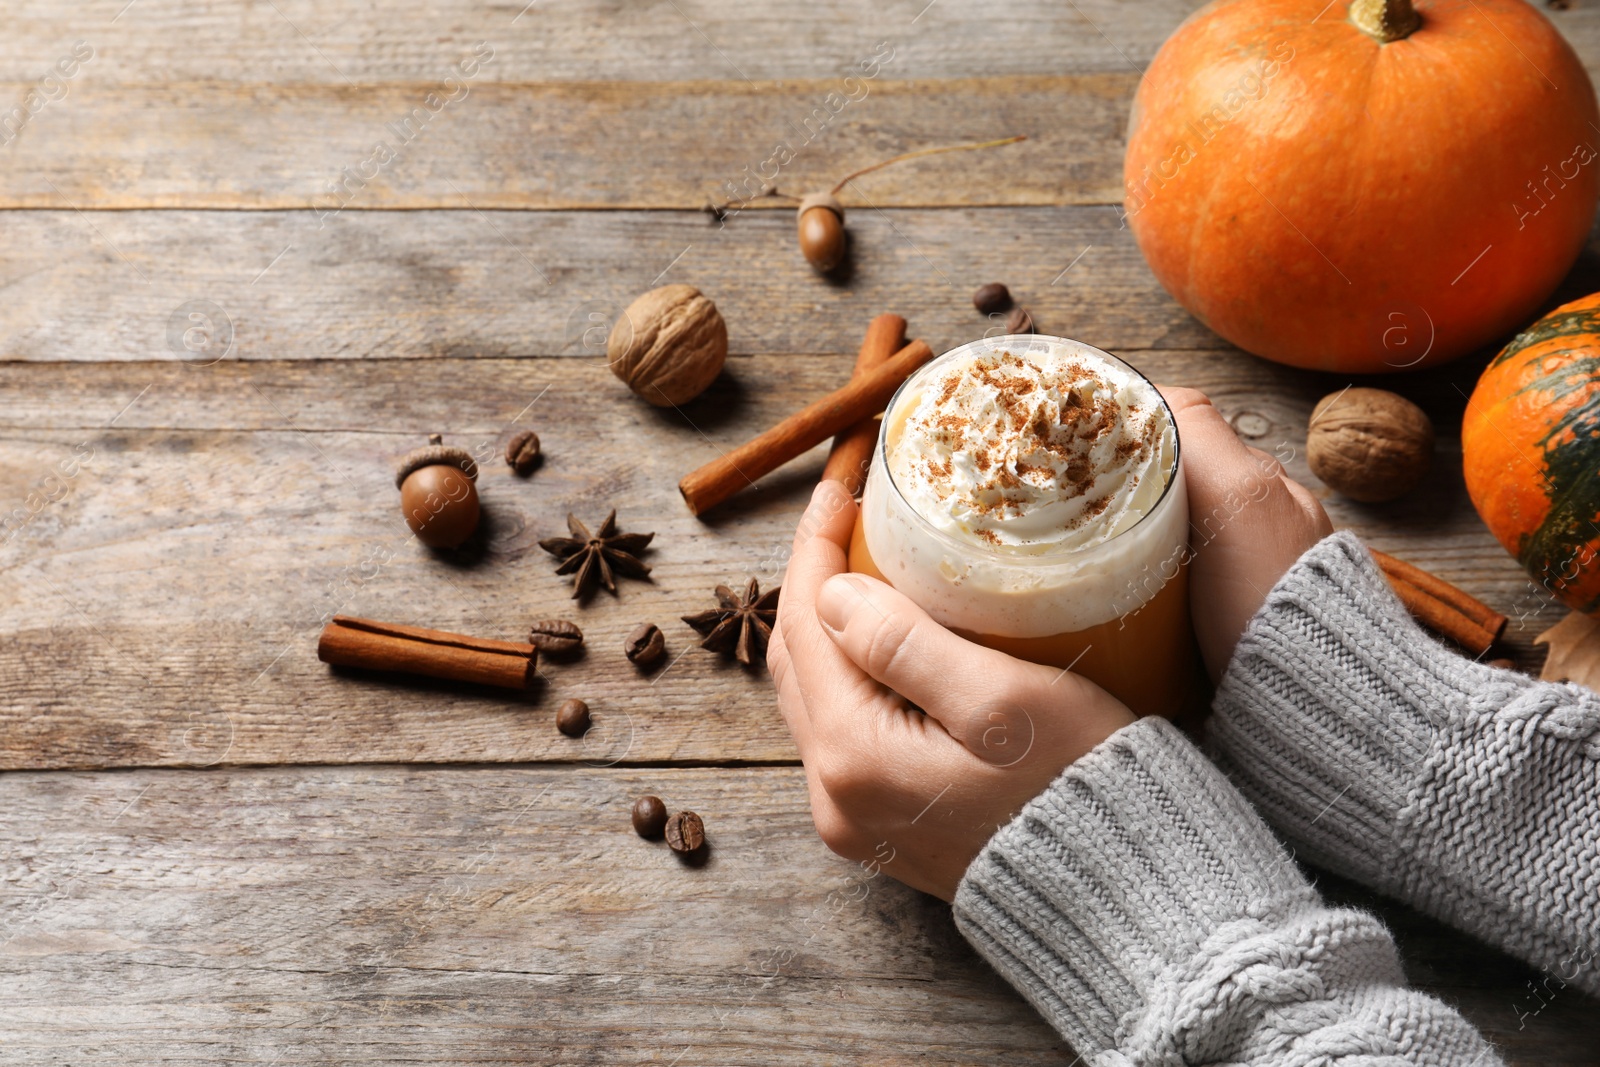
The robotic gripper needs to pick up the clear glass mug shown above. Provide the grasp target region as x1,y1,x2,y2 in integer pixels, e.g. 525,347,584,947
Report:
846,335,1202,719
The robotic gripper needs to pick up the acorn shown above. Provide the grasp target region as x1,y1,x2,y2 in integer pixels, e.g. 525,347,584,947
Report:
706,136,1027,276
395,434,480,548
797,192,846,273
793,139,1025,275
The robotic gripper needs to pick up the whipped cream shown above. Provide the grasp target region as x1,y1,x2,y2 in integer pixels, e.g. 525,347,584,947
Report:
885,343,1174,553
860,336,1186,637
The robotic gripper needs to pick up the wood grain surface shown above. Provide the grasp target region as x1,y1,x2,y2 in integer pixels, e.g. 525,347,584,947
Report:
0,350,1563,771
10,203,1600,364
4,0,1600,85
0,206,1213,362
3,1,1599,210
0,765,1064,1064
0,765,1592,1065
0,0,1199,83
3,0,1598,1059
0,79,1130,210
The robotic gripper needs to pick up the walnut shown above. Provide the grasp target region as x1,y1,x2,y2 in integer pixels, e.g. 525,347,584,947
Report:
606,284,727,407
1306,387,1434,503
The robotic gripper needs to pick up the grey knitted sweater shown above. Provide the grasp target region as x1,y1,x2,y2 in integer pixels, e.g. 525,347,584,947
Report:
954,532,1600,1064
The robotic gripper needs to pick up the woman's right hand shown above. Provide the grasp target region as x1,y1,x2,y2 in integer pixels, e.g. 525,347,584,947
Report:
1160,388,1333,684
766,481,1137,901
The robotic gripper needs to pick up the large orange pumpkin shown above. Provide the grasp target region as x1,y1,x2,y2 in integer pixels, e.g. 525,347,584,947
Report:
1125,0,1600,373
1463,293,1600,614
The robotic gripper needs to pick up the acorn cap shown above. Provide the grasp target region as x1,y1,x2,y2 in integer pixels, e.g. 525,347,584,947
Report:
395,433,478,489
797,191,844,222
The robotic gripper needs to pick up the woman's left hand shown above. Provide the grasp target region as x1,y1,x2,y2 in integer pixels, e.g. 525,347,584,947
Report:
767,480,1137,901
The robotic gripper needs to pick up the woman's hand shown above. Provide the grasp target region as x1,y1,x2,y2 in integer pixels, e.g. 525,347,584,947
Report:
1161,388,1333,684
767,480,1136,902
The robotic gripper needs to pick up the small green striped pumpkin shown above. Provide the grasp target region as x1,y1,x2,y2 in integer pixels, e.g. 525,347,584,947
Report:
1463,292,1600,614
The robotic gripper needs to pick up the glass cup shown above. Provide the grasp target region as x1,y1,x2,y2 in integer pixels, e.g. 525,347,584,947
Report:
846,335,1201,719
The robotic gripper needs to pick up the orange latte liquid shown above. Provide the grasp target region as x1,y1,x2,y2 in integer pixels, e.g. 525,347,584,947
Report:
848,517,1203,720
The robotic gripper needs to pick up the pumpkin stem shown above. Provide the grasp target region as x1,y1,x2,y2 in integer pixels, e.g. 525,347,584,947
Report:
1349,0,1422,42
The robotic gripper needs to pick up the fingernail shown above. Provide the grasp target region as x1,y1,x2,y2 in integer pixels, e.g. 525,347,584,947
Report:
817,573,865,631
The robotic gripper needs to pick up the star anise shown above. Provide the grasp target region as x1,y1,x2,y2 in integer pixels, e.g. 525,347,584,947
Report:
682,578,780,666
538,510,654,601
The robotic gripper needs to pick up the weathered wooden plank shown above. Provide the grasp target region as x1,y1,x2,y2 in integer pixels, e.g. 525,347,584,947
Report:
0,765,1067,1063
0,0,1197,83
7,3,1600,209
0,77,1129,209
8,203,1597,365
0,765,1592,1064
0,205,1233,363
0,352,1563,771
14,0,1600,86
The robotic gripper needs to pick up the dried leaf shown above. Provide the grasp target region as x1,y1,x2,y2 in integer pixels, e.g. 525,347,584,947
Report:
1534,611,1600,690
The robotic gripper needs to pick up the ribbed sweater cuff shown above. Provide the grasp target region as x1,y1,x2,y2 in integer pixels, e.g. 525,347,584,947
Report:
952,715,1506,1065
1205,532,1519,892
952,716,1322,1056
1208,531,1600,997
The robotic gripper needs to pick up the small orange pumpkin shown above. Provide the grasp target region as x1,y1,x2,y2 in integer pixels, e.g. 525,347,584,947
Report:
1125,0,1600,373
1463,292,1600,614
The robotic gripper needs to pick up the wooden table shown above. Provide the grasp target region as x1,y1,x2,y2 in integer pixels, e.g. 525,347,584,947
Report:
2,1,1596,1062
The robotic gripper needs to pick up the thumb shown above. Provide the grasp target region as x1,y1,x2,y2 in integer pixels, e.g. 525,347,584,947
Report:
816,572,1129,764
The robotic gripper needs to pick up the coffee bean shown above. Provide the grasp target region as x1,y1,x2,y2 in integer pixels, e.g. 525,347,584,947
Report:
505,430,542,475
632,795,668,839
528,618,583,656
972,282,1012,316
556,698,591,737
625,622,666,668
664,810,705,854
1006,306,1035,334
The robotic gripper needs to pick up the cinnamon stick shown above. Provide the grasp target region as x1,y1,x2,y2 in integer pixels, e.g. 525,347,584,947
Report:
1371,549,1508,639
821,313,907,495
318,615,537,689
679,338,935,516
1382,574,1498,656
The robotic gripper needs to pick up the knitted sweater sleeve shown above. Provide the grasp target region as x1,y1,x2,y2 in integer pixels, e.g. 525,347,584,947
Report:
952,715,1502,1064
1207,530,1600,998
